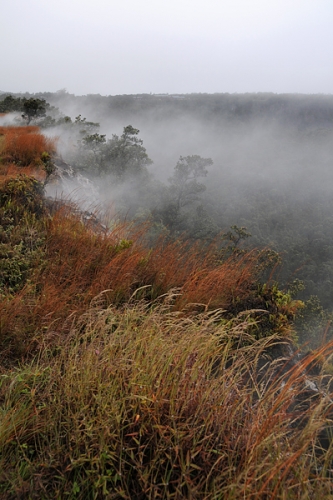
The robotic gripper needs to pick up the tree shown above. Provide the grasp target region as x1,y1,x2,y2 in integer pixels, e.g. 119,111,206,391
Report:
80,133,106,172
21,98,47,124
70,124,152,183
156,155,213,232
81,133,106,151
102,125,152,179
0,95,23,113
169,155,213,211
74,115,100,135
189,204,219,240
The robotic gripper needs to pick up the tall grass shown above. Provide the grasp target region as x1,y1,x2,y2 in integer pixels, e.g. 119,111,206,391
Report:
0,126,40,135
1,126,332,497
1,299,333,498
0,125,56,169
0,202,274,359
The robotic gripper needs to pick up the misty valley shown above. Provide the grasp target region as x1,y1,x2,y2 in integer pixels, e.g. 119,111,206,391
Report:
3,91,333,346
2,91,333,498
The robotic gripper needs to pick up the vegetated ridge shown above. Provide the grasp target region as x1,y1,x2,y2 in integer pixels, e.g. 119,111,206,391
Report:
1,103,333,498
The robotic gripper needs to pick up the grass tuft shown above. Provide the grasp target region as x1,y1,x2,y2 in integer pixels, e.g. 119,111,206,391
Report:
0,125,56,173
1,301,333,498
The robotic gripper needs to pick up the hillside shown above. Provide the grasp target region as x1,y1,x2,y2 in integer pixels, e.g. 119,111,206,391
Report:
5,91,333,319
1,119,333,498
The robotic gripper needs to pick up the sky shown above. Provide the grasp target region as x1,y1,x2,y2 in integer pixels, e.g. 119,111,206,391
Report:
1,0,333,96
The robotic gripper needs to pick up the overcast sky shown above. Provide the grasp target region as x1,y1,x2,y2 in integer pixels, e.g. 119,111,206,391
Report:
1,0,333,95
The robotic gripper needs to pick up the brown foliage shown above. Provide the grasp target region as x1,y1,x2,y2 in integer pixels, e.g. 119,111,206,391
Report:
0,125,40,135
0,126,56,168
0,163,47,181
0,204,264,359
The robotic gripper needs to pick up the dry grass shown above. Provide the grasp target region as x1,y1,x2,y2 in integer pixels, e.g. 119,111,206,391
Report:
0,125,56,171
0,126,40,135
0,163,47,182
0,204,269,359
1,123,332,498
1,300,333,498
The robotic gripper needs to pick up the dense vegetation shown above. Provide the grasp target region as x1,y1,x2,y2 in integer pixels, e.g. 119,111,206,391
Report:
3,90,331,346
1,95,333,498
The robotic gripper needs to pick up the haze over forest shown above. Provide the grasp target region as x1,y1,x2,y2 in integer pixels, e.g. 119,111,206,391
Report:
2,90,333,328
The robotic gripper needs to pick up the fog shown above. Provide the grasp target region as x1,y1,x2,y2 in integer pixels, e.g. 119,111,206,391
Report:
2,87,333,325
34,91,333,311
38,93,333,246
0,113,21,126
45,92,333,191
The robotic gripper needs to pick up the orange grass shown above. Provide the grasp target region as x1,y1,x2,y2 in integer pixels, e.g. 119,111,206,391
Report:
0,206,263,357
41,212,261,316
0,125,40,135
0,163,47,181
0,126,56,169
